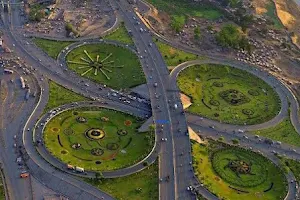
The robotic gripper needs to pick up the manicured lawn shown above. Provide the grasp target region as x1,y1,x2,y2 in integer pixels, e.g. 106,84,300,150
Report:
33,38,73,59
279,157,300,182
44,81,88,113
105,23,134,45
177,64,281,125
87,162,158,200
147,0,222,31
265,2,284,29
66,44,145,89
44,107,154,171
154,40,199,66
192,141,287,200
252,118,300,147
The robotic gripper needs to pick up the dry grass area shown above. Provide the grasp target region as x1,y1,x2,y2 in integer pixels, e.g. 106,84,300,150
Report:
273,0,300,46
252,0,269,14
180,93,192,109
274,0,296,28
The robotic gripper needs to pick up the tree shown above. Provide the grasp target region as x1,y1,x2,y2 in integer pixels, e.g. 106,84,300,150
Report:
194,27,201,40
232,139,239,144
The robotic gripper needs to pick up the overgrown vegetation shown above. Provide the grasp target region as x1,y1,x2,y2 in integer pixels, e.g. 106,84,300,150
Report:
29,4,45,22
146,0,222,32
216,24,251,52
65,23,79,37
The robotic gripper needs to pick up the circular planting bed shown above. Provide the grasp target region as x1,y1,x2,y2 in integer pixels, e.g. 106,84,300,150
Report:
66,44,146,89
177,64,281,125
192,142,287,200
43,107,154,171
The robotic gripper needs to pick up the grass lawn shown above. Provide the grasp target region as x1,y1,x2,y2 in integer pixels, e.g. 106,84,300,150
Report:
104,23,134,45
252,118,300,147
177,64,281,125
86,162,158,200
265,2,284,29
44,107,154,171
44,81,88,113
146,0,222,31
154,40,199,66
33,38,73,59
66,44,145,89
192,141,287,200
0,175,5,200
279,157,300,182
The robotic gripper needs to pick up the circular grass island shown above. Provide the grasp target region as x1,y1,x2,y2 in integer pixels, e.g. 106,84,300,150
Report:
66,44,146,89
192,142,287,200
43,107,154,171
177,64,281,125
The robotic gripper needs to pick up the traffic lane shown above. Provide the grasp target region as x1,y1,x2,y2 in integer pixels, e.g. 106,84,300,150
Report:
189,123,300,160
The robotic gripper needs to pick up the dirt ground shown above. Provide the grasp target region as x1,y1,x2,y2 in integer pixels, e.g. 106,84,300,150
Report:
25,0,115,38
180,93,192,109
188,127,206,144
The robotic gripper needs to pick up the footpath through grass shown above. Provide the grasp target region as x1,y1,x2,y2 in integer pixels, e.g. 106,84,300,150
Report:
33,38,73,59
192,141,287,200
44,81,88,113
86,162,158,200
104,23,134,45
154,40,199,66
252,118,300,147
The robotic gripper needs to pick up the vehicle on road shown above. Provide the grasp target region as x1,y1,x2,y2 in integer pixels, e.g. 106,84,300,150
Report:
20,172,29,178
75,166,85,173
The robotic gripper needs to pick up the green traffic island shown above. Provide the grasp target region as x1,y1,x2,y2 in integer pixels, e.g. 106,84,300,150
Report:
33,38,73,59
177,63,281,125
44,81,89,114
278,156,300,182
192,140,288,200
104,22,134,45
43,107,155,171
66,43,146,90
86,161,158,200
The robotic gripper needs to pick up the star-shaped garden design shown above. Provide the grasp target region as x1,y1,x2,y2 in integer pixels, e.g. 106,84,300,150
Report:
67,50,123,80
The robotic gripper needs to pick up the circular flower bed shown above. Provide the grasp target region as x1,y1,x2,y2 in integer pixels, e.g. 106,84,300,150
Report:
117,129,128,136
85,128,106,140
212,148,268,187
248,89,260,96
213,82,224,87
209,99,220,106
219,89,250,106
63,128,74,135
242,109,254,116
106,143,120,150
91,148,104,156
124,120,132,126
76,116,87,123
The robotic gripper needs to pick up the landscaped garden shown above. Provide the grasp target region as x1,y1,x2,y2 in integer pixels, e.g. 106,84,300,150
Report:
192,141,288,200
146,0,222,32
44,81,88,113
104,23,134,45
177,64,281,125
154,40,199,67
44,107,154,171
279,157,300,182
252,118,300,147
87,162,158,200
66,44,145,89
33,38,73,59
